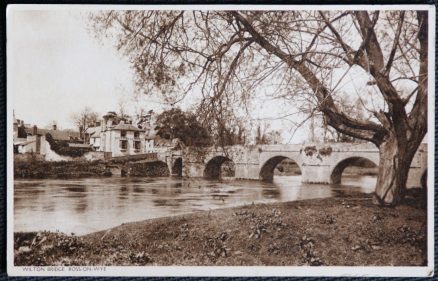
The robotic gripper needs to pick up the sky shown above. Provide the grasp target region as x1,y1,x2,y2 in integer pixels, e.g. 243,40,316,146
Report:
8,9,168,129
8,7,306,142
8,7,309,143
7,7,428,144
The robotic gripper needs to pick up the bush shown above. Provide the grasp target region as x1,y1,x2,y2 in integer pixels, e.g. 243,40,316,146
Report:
45,133,91,157
14,158,109,179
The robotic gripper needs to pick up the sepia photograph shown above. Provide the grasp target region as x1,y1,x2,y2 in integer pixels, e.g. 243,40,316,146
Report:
7,4,434,277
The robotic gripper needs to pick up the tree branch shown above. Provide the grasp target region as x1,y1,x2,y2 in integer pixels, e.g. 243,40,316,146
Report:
385,11,405,75
231,11,386,145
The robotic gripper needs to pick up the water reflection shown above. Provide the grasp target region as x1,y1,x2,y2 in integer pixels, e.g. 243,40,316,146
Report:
14,175,376,235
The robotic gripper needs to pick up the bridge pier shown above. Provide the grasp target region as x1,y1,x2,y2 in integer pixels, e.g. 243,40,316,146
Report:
301,165,333,184
234,163,259,180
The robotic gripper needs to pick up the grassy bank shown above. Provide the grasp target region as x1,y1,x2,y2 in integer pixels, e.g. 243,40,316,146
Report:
14,192,427,266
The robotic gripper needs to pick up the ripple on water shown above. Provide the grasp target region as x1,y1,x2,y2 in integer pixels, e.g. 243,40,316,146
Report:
14,175,376,235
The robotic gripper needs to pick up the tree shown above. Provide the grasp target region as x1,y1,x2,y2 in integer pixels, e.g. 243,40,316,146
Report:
155,108,211,147
213,115,247,146
71,107,99,143
91,10,428,206
317,95,370,143
255,123,282,144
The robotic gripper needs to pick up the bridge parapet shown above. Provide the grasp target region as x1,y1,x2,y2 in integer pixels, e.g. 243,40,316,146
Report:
178,142,427,188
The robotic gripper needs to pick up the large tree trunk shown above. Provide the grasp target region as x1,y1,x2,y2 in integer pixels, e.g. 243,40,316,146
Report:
373,134,414,206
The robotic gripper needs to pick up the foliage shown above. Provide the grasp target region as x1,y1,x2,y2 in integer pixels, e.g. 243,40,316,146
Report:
90,10,429,205
155,108,212,147
14,157,108,179
90,10,427,144
318,146,333,156
214,117,247,146
70,106,99,142
45,133,91,158
255,124,282,144
129,161,170,177
304,146,318,157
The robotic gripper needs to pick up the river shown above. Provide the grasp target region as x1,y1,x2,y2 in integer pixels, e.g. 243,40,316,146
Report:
14,175,376,235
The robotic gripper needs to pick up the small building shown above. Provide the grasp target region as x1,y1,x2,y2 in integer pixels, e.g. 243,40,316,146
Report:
13,114,82,155
101,121,145,157
13,125,46,155
86,125,102,150
14,137,41,154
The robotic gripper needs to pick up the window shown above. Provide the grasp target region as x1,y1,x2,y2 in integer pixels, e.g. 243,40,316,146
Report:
134,141,141,152
134,131,140,138
121,131,126,137
120,140,127,151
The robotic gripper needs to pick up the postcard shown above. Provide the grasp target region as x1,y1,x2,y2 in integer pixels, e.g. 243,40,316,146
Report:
7,4,435,277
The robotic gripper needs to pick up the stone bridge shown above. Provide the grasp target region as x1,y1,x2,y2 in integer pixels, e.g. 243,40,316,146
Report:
163,142,427,188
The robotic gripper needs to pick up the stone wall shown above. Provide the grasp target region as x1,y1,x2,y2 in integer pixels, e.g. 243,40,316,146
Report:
128,161,170,177
83,151,106,161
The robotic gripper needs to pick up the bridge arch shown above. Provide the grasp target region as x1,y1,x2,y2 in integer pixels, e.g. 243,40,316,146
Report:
330,156,378,184
204,156,235,179
259,156,302,182
171,157,183,177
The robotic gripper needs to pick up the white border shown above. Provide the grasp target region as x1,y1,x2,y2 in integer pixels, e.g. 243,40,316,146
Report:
6,4,435,277
4,4,434,11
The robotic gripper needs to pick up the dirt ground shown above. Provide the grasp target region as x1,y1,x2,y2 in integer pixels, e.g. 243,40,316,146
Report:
14,192,427,266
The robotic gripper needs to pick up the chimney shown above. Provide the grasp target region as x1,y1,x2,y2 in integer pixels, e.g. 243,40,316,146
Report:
33,125,38,136
36,135,41,153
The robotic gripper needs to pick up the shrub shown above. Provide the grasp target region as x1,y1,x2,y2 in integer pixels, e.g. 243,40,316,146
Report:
304,146,317,156
319,146,333,156
45,133,91,157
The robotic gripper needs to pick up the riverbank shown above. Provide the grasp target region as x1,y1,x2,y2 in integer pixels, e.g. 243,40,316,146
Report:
14,192,427,266
14,156,169,179
14,158,111,179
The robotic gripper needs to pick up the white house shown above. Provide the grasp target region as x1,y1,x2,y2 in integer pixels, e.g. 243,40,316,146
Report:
87,111,159,157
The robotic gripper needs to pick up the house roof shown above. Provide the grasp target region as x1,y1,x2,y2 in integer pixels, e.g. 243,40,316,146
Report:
14,139,36,146
111,123,144,131
68,143,91,148
13,138,28,145
86,126,101,137
25,128,81,141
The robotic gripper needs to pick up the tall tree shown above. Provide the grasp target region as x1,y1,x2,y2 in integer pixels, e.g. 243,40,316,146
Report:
91,10,429,206
255,123,282,144
155,108,211,147
71,107,99,143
